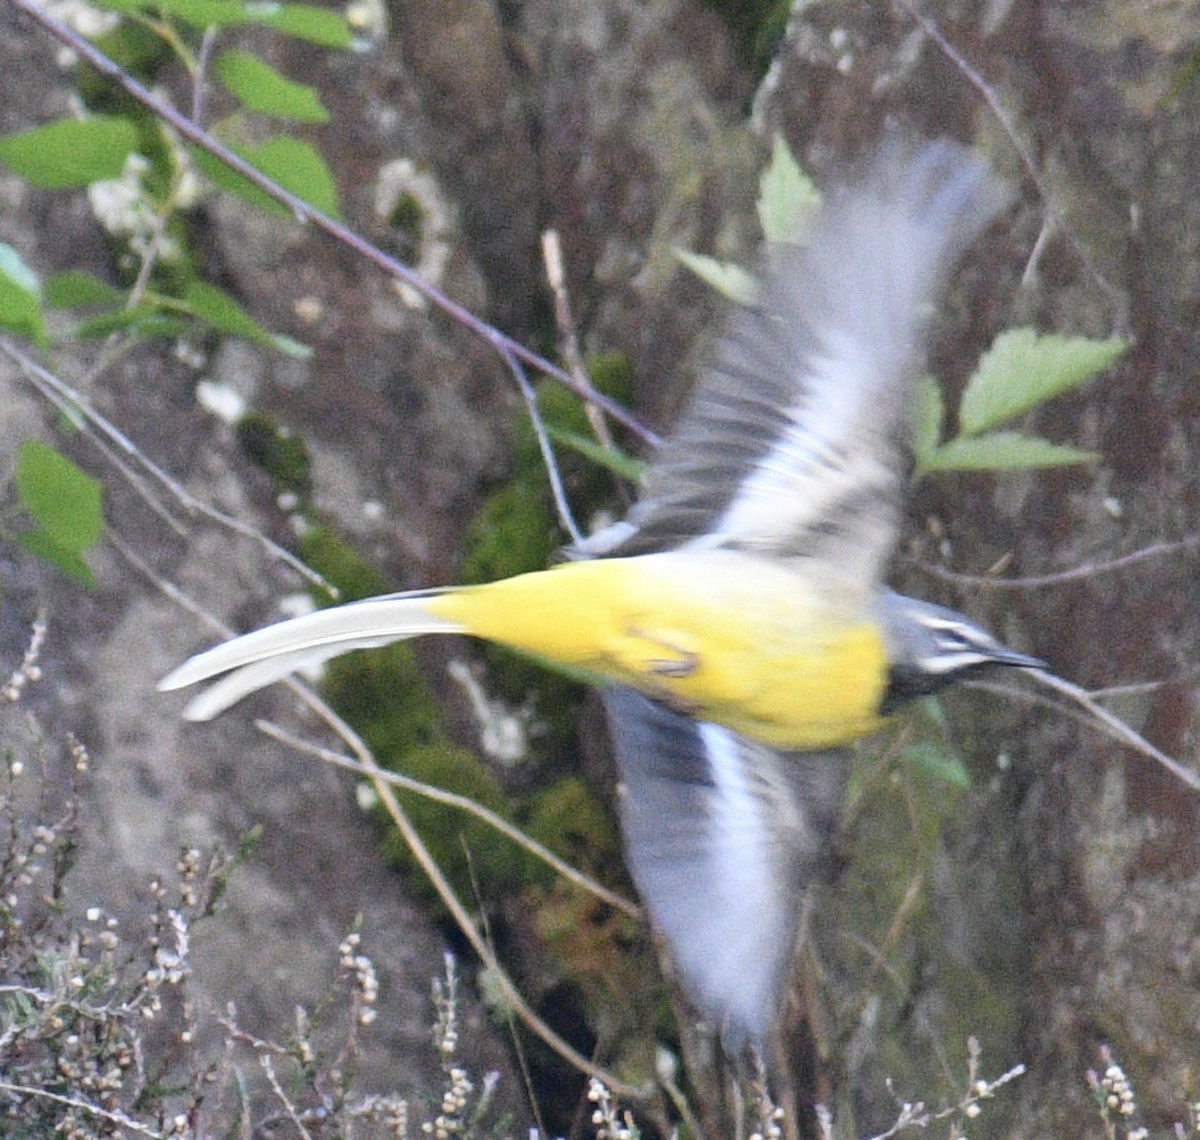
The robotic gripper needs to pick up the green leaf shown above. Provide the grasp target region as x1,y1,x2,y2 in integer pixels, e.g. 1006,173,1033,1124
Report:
90,0,352,47
757,135,821,244
177,281,311,356
0,244,47,347
674,249,757,304
191,146,280,215
69,284,308,356
74,304,189,340
245,135,340,218
959,328,1128,436
0,116,139,189
921,431,1097,473
544,426,646,483
244,2,352,46
16,531,96,586
911,375,944,475
215,50,330,122
46,271,126,309
16,441,104,554
904,743,971,790
16,529,96,587
192,135,341,219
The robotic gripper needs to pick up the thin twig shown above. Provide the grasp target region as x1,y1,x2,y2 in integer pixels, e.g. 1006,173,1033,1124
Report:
542,230,621,454
107,529,238,637
193,25,217,123
260,1055,314,1140
0,1082,168,1138
4,336,189,535
542,229,634,517
4,0,657,449
1,336,333,593
254,719,640,918
1088,676,1197,700
918,535,1200,590
966,674,1200,793
250,684,650,1100
1030,670,1200,792
892,0,1131,335
499,340,584,545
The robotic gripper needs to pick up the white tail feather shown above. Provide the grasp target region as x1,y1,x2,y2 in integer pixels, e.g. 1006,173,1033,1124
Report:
158,593,464,721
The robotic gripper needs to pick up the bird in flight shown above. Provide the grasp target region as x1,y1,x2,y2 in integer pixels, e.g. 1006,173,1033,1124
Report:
161,139,1040,1045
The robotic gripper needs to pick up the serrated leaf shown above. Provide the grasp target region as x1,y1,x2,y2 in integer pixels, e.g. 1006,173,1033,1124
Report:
46,271,126,309
17,441,104,552
675,249,757,303
921,431,1097,473
960,328,1128,436
177,281,311,356
757,135,821,244
0,244,46,347
216,50,330,122
90,0,352,47
192,135,341,219
0,116,139,189
911,375,944,476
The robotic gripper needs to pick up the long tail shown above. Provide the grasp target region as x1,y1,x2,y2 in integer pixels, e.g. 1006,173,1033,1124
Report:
158,590,465,721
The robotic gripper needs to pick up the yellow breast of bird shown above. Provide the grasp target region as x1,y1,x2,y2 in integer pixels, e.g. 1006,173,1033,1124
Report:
426,550,890,751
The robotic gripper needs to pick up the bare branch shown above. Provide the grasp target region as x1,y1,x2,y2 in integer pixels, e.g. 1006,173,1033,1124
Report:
5,0,657,449
254,718,640,918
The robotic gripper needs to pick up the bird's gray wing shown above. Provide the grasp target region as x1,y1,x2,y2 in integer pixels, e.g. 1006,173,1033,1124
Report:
603,685,848,1045
593,142,1009,596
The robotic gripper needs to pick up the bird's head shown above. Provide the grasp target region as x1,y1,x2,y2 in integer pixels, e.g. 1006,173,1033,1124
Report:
876,590,1045,713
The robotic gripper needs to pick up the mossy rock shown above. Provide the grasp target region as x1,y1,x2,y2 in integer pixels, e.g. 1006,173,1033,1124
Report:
374,741,531,908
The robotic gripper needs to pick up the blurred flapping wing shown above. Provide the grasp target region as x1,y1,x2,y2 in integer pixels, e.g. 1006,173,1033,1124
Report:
599,143,1009,600
604,685,848,1044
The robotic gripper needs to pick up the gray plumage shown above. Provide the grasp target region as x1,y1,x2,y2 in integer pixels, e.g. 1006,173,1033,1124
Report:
592,142,1011,606
598,142,1025,1044
605,687,847,1043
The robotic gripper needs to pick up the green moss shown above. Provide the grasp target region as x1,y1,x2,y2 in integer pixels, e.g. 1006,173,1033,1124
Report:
523,777,623,885
583,350,637,409
458,478,559,585
375,742,530,908
294,525,387,605
321,636,537,908
236,411,313,500
699,0,791,76
385,190,424,264
322,642,445,750
523,775,666,1053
